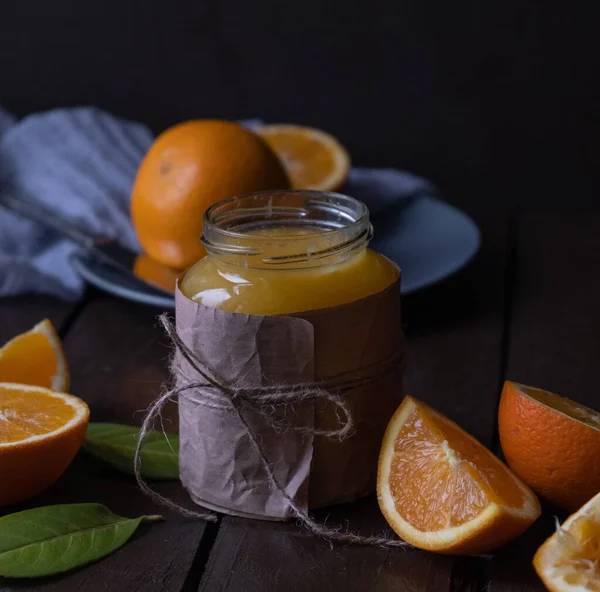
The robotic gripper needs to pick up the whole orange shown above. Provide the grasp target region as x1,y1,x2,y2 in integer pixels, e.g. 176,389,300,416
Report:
498,381,600,512
131,120,290,269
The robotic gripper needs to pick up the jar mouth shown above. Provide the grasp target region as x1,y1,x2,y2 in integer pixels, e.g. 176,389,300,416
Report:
202,190,373,268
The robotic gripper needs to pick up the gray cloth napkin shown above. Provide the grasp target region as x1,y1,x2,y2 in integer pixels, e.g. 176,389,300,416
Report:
0,107,436,300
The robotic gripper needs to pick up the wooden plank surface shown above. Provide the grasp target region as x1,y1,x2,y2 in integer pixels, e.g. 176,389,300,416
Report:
0,295,74,342
199,216,510,591
488,211,600,592
6,211,591,590
0,295,209,592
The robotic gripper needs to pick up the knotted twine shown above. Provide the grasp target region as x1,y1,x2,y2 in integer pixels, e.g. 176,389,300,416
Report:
133,313,410,548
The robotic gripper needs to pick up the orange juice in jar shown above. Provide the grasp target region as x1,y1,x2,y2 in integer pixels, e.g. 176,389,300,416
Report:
180,190,399,314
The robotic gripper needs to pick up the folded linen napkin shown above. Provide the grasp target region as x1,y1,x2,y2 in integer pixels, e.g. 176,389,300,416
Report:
0,108,437,300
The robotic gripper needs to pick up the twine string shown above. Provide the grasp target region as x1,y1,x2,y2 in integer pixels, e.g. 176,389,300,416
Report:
133,313,409,547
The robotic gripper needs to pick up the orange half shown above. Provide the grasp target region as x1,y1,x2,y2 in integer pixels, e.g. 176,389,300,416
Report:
377,396,541,554
255,124,350,192
0,319,68,392
0,383,89,505
499,381,600,512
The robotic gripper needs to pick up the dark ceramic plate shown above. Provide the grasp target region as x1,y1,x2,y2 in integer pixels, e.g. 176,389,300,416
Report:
72,196,480,308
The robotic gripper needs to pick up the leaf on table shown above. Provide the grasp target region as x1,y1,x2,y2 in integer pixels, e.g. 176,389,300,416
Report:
83,423,179,480
0,503,161,578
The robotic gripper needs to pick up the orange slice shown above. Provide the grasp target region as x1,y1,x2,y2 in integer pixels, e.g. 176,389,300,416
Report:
377,396,541,554
133,253,179,294
0,319,69,392
534,490,600,591
499,381,600,512
0,383,89,505
255,124,350,192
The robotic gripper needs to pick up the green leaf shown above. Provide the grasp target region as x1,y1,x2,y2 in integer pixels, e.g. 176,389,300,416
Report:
0,503,161,578
83,423,179,480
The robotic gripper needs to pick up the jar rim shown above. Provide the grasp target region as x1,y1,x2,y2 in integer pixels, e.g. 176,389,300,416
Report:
203,189,369,240
201,189,372,268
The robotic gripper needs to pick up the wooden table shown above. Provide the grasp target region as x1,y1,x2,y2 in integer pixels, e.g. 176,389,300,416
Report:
1,210,597,591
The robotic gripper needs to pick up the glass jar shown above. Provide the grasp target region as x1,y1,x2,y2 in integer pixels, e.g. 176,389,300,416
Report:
180,190,399,315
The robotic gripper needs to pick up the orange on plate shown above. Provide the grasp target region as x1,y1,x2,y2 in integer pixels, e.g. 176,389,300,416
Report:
0,319,68,392
0,383,89,506
498,381,600,512
377,396,541,554
131,119,290,270
534,489,600,591
255,124,350,192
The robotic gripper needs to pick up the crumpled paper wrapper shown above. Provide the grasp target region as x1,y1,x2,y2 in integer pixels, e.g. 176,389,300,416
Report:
175,277,404,521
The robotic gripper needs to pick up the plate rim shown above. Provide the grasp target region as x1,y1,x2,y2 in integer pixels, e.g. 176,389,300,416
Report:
72,255,177,308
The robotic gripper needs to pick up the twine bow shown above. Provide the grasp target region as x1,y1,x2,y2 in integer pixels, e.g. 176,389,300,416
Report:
134,313,409,548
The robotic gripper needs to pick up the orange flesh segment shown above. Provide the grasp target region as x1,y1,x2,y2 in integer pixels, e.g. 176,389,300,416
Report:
0,385,76,444
558,515,600,590
0,331,58,390
389,405,529,532
535,493,600,591
261,131,338,188
256,125,349,191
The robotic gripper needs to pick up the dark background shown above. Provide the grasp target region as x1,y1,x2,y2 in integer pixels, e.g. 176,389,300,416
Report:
2,1,599,213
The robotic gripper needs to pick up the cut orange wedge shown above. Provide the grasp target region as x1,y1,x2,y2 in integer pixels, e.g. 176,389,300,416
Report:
255,124,350,192
534,490,600,591
0,319,68,392
377,396,541,554
0,383,89,506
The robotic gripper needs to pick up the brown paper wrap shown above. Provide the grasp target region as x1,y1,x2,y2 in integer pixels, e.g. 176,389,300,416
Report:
175,278,404,521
